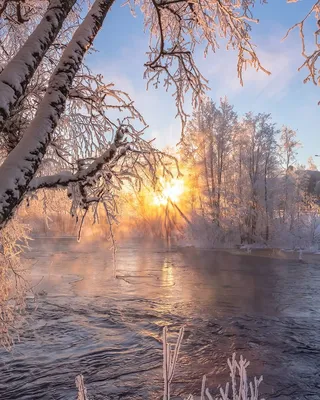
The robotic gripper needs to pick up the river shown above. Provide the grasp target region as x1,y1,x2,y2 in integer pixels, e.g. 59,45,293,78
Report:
1,238,320,399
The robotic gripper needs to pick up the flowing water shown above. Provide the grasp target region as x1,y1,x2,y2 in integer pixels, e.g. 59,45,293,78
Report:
1,238,320,399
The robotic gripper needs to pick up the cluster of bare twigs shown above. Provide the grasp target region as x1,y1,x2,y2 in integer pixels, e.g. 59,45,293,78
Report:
0,219,30,350
39,123,180,240
284,0,320,91
124,0,270,133
0,0,41,25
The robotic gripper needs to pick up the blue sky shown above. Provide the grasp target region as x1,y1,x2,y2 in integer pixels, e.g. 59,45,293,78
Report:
88,0,320,166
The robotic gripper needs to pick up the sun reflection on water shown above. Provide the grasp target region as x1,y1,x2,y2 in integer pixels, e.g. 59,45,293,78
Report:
161,258,174,287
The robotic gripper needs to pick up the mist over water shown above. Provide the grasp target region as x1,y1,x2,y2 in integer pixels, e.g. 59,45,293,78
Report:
1,238,320,399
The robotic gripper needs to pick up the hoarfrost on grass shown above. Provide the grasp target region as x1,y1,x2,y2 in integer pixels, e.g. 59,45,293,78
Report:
75,327,265,400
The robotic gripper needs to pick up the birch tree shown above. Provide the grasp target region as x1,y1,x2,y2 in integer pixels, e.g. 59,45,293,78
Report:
213,98,237,226
279,126,301,225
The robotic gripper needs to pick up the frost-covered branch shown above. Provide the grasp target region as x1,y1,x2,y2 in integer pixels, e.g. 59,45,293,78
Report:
27,123,177,236
0,0,115,228
284,1,320,89
0,0,77,132
28,131,128,191
0,218,31,350
126,0,270,133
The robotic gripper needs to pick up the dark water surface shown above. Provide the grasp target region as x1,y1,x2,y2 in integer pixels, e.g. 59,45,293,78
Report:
1,238,320,399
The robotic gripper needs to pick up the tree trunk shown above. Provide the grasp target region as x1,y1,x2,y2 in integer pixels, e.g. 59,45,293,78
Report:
0,0,77,132
251,196,257,243
202,141,214,216
217,151,223,227
0,0,115,228
209,132,215,217
264,158,269,242
238,143,243,242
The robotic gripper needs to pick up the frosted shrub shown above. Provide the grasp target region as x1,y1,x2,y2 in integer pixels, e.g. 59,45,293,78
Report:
76,327,264,400
163,326,185,400
0,219,30,350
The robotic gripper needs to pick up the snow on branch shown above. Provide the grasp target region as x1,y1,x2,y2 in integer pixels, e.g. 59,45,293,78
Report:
28,129,128,192
0,0,77,132
0,0,115,228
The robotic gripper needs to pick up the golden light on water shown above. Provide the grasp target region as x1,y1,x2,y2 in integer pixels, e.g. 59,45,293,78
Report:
153,177,185,206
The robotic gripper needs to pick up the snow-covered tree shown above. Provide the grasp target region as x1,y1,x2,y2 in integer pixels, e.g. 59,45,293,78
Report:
0,0,319,229
0,0,272,229
240,113,279,243
181,97,237,233
308,156,318,171
278,126,301,225
178,101,320,248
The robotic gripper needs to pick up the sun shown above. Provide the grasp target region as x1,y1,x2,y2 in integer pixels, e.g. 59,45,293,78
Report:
153,177,185,206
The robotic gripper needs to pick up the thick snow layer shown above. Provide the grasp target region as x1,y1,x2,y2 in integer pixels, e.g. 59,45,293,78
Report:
0,0,76,128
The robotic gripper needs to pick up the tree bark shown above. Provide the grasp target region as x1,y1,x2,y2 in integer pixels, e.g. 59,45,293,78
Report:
0,0,115,228
0,0,77,132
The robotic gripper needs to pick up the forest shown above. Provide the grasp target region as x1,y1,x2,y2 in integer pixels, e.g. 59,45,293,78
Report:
19,97,320,252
